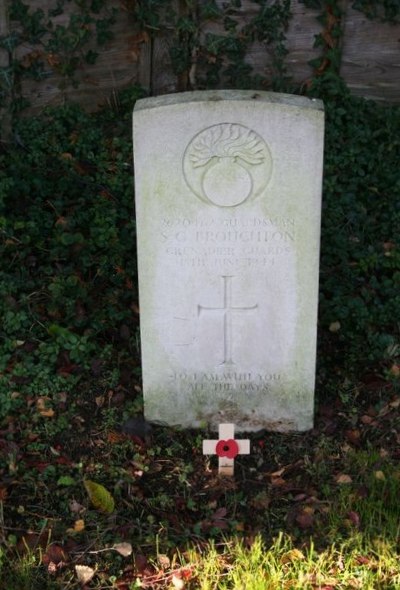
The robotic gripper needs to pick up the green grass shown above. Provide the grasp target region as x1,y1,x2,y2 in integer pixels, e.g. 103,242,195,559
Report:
1,530,399,589
183,533,399,589
0,444,399,589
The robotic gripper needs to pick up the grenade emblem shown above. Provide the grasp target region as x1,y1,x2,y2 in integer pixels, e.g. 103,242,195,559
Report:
183,123,272,207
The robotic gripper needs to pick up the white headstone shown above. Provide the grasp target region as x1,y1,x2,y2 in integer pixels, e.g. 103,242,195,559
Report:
133,90,324,432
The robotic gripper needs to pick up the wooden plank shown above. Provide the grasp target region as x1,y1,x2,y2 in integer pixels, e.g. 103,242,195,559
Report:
9,0,400,111
0,0,9,67
194,0,322,90
14,0,141,112
0,0,11,137
247,1,323,88
151,31,179,95
340,5,400,103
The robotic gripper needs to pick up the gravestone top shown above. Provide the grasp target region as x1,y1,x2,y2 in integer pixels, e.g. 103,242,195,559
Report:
133,90,324,432
133,89,323,112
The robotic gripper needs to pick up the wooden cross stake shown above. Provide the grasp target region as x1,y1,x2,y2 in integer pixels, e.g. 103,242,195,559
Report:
202,423,250,476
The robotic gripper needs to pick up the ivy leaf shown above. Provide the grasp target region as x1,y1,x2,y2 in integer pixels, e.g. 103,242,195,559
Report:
84,480,115,513
57,475,76,486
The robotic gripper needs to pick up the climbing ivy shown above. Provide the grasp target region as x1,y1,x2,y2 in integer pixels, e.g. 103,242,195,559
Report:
0,0,116,112
1,0,399,120
352,0,400,23
130,0,293,92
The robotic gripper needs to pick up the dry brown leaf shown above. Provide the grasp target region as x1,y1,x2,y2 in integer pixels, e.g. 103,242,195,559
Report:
95,395,105,408
67,519,85,534
360,415,374,425
36,397,55,418
114,542,133,557
281,548,305,564
270,467,286,477
75,565,95,585
347,511,360,527
295,508,314,529
157,553,170,569
335,473,352,484
345,429,361,446
271,476,286,487
42,544,67,565
69,499,86,514
60,152,73,160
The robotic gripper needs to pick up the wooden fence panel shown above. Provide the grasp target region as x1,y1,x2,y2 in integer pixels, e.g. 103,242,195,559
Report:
340,5,400,103
1,0,399,113
0,0,11,135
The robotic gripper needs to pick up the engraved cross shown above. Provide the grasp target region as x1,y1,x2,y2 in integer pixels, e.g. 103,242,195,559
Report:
198,275,258,365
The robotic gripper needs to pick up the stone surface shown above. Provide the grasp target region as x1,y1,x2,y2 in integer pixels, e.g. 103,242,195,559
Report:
133,90,324,432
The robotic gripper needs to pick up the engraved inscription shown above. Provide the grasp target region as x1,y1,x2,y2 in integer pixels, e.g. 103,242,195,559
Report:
198,275,258,365
161,216,295,269
170,371,282,397
183,124,272,208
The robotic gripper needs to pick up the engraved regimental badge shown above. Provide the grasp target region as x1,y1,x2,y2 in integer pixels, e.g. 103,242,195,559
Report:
183,123,272,208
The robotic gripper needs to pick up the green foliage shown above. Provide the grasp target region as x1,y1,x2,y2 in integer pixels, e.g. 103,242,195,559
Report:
318,94,400,380
0,0,117,111
126,0,293,92
0,87,145,423
352,0,400,23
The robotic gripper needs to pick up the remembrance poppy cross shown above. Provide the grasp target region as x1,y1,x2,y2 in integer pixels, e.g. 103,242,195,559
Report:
202,423,250,476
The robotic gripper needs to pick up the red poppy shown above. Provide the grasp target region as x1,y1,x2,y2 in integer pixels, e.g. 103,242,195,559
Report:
216,439,239,459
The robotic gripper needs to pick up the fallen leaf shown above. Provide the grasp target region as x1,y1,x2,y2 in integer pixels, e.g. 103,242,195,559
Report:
67,519,85,534
95,395,105,407
250,491,270,510
335,473,352,484
347,511,360,527
295,508,314,529
360,415,374,425
345,429,361,446
271,476,286,487
374,470,386,481
114,542,133,557
171,574,185,589
42,544,67,565
69,499,86,514
271,467,286,477
75,564,95,585
135,553,155,576
60,151,73,160
157,553,170,569
36,397,55,418
281,548,305,564
84,480,115,513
